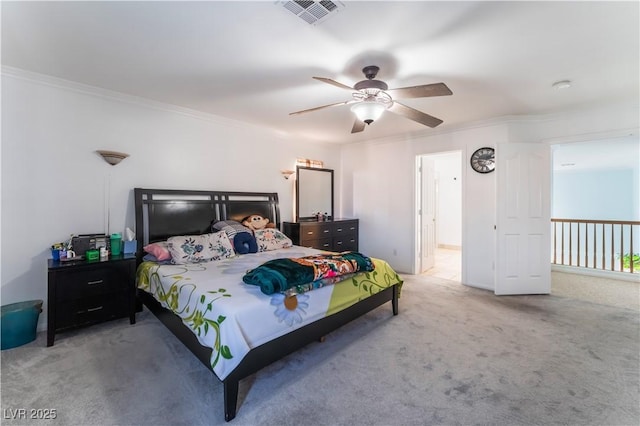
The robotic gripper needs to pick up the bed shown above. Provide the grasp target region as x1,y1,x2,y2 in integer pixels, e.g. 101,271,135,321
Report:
133,188,403,421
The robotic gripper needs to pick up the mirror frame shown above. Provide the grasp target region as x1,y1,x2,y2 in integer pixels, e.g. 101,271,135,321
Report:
295,166,334,221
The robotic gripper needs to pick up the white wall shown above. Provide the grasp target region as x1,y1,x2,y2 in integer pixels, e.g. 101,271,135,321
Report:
1,69,339,330
340,102,639,293
552,136,640,221
554,169,636,220
3,68,638,330
341,124,505,288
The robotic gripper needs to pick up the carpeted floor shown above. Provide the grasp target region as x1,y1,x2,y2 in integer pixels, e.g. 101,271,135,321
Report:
551,270,639,311
2,275,639,426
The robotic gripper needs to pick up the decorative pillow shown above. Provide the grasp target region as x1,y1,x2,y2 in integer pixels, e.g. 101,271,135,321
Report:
167,232,235,264
143,241,171,261
142,253,173,265
211,220,251,238
212,219,258,254
254,229,293,252
208,231,236,261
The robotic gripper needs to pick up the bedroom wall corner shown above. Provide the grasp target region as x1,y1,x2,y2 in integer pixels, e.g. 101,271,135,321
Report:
339,124,506,283
0,69,340,331
338,102,640,287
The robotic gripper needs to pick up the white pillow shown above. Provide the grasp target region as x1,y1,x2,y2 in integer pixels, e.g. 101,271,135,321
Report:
254,229,293,252
167,231,235,264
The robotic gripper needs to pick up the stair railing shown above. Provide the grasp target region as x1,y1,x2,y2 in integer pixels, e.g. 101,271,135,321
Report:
551,219,640,274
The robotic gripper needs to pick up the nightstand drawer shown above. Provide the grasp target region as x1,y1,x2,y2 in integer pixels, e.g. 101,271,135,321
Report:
55,293,128,329
47,254,137,346
55,266,126,301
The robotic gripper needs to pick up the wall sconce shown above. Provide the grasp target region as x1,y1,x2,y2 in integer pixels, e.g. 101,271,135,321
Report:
96,150,129,234
96,150,129,166
296,158,324,168
281,170,295,180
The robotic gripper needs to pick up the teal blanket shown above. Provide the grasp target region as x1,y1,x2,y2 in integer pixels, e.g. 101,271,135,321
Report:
242,251,375,295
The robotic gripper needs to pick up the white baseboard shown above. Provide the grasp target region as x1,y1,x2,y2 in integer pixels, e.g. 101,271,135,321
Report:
552,264,640,283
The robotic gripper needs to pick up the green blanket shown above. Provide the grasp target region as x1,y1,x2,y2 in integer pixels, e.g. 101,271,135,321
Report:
242,251,375,295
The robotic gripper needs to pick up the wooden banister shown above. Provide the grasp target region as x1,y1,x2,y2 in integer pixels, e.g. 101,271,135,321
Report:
551,219,640,274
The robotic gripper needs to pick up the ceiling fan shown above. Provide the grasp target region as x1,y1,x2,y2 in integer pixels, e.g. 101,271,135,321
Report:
290,65,452,133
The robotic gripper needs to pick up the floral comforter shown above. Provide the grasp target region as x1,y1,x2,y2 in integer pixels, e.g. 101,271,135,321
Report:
136,246,403,380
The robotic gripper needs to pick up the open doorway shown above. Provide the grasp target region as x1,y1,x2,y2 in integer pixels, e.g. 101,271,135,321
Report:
416,151,462,281
550,135,639,308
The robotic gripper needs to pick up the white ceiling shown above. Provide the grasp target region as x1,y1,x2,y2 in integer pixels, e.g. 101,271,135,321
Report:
2,1,639,144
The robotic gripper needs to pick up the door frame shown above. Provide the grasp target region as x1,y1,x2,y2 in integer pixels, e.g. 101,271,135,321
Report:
415,150,464,279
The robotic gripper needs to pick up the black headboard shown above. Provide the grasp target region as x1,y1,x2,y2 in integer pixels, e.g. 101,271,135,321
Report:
134,188,280,259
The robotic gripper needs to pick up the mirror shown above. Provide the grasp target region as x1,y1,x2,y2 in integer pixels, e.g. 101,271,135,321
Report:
296,166,334,221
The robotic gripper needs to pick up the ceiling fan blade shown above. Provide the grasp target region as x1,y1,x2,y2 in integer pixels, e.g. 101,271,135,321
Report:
289,100,354,115
351,119,366,133
388,102,444,128
313,77,354,91
386,82,452,99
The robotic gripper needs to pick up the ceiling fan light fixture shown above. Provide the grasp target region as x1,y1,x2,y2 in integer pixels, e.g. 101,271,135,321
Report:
351,101,387,125
290,65,450,133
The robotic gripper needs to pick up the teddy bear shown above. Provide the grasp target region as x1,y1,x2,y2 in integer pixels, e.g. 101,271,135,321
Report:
211,219,257,254
242,214,275,232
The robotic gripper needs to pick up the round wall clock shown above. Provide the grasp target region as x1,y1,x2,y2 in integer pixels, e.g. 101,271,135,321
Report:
470,147,495,173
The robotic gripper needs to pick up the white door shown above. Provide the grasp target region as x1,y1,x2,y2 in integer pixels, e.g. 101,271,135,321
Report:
495,143,551,295
420,156,436,273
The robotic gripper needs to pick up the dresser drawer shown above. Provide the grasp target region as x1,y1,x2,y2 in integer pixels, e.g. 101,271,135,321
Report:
283,219,359,253
55,265,127,301
299,222,333,240
300,237,332,251
333,236,358,252
55,293,128,329
332,221,358,237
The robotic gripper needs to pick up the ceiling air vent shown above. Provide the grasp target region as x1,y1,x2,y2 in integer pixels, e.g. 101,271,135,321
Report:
278,1,345,25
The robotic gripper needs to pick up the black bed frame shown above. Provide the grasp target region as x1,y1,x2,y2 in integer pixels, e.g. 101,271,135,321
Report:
133,188,399,421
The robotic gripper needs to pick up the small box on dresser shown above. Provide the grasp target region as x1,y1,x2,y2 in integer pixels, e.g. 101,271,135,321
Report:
283,218,359,252
47,254,137,346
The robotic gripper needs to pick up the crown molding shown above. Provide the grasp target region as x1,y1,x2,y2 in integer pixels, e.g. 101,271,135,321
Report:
4,65,636,149
340,116,510,149
341,100,639,149
0,65,283,137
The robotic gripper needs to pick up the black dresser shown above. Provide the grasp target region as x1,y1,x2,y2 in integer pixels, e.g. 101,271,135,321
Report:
283,219,359,252
47,254,137,346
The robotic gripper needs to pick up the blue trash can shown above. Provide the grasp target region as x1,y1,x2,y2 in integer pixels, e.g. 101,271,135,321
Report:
1,300,43,350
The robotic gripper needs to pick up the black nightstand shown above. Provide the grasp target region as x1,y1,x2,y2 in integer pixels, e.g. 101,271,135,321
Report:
47,254,137,346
